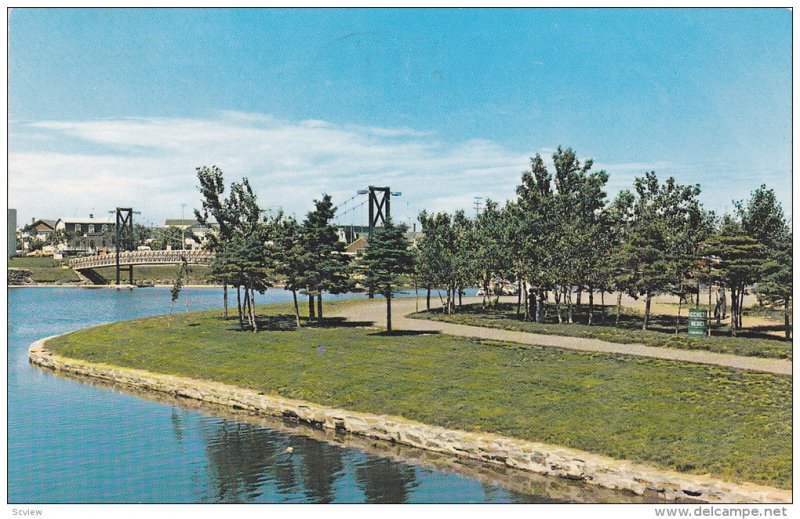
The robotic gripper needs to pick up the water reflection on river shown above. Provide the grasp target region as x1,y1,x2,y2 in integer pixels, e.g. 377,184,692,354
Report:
8,287,642,503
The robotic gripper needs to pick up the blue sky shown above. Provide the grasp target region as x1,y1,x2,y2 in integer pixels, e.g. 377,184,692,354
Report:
8,8,792,227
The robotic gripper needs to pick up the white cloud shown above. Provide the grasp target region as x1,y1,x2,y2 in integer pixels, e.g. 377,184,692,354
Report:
9,112,673,226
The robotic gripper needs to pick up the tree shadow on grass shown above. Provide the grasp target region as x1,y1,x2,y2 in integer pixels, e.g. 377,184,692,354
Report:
449,302,791,343
223,314,375,332
369,330,441,337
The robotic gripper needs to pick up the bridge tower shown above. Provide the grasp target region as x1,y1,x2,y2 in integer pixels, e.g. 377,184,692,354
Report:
366,186,391,238
114,208,136,285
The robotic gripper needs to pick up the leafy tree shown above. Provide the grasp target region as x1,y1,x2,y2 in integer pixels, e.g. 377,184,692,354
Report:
614,172,702,330
361,220,415,332
703,217,765,335
168,256,187,325
736,185,789,249
473,199,511,308
152,226,185,250
195,165,235,318
416,210,453,311
756,235,792,338
301,195,351,322
194,167,275,330
272,214,306,328
133,223,152,248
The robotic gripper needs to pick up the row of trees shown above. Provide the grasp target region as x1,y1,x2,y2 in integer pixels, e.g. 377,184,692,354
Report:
415,147,791,337
193,166,414,332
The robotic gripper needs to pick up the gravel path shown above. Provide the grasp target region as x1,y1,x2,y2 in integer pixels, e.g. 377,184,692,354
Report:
330,296,792,376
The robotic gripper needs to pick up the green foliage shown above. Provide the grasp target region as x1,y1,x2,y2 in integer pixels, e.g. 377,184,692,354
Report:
48,301,792,489
301,194,352,299
361,221,414,297
194,167,280,330
8,257,80,283
171,257,186,303
152,226,185,251
612,172,703,328
361,221,414,331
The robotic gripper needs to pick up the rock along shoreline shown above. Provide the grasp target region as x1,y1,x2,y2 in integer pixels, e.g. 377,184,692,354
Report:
29,336,791,504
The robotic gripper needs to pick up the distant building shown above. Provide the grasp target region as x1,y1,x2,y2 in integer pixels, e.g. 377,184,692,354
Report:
345,236,368,257
55,216,116,254
337,225,370,244
163,219,219,251
8,209,17,257
28,218,57,240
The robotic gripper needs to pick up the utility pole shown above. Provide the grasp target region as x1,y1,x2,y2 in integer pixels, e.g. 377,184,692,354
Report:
180,203,187,251
473,196,483,218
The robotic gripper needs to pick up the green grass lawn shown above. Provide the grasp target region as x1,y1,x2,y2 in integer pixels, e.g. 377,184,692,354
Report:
9,257,80,283
46,301,791,489
91,264,213,285
7,257,213,285
411,303,792,360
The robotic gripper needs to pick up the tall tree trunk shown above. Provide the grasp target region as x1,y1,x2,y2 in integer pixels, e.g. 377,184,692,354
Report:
600,290,606,324
249,287,258,332
523,284,530,321
615,291,623,325
588,287,594,326
708,282,713,336
426,287,431,311
784,298,791,339
223,282,228,319
730,287,738,337
516,275,523,317
555,287,562,324
528,289,536,321
566,286,573,324
386,292,392,332
292,288,301,328
576,289,582,311
482,275,489,308
537,290,546,322
237,285,244,330
642,291,651,331
739,290,745,332
458,286,463,308
317,293,323,323
675,279,683,334
308,294,315,320
243,286,251,330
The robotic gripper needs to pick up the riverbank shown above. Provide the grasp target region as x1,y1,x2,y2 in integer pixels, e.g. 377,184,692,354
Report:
29,336,790,503
34,301,791,498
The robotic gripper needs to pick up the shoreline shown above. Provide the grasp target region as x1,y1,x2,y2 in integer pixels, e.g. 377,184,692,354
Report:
29,335,791,504
8,283,226,289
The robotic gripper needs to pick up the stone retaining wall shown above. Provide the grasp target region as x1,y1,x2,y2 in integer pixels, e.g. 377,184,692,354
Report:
29,337,791,504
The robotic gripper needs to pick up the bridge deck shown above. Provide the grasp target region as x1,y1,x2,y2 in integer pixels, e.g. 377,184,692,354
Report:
71,250,214,270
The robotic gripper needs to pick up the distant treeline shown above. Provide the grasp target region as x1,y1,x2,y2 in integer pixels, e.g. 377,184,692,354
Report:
190,146,791,339
414,146,791,338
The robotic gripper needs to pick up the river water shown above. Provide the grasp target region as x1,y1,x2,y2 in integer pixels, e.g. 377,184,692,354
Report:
8,286,583,504
9,287,654,504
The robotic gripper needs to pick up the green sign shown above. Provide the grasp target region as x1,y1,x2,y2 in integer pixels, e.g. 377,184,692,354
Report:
688,309,707,337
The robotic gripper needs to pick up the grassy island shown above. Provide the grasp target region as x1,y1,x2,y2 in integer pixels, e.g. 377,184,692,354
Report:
46,300,791,489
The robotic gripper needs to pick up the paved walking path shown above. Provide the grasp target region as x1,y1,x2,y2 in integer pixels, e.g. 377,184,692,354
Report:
329,297,792,376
